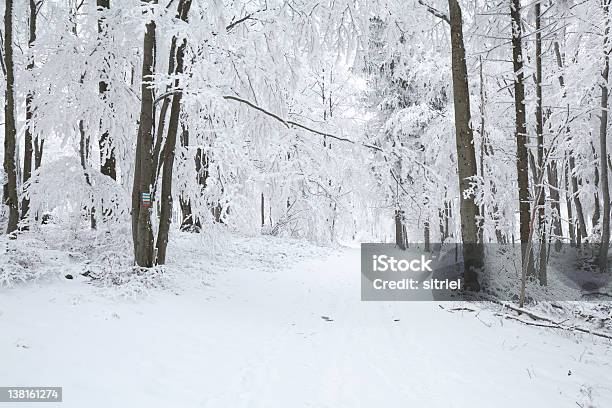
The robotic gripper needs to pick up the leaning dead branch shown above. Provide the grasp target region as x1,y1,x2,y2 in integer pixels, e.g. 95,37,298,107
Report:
222,95,384,152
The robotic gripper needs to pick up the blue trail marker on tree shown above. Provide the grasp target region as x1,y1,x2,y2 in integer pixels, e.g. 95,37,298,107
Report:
141,192,152,208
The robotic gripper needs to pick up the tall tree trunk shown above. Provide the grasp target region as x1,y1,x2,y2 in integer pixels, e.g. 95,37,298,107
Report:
448,0,484,291
479,56,504,243
155,0,192,265
179,198,192,229
511,0,533,275
261,193,265,228
21,0,38,224
546,47,563,244
569,154,588,244
3,0,19,234
151,38,177,184
535,1,547,285
97,0,116,180
179,124,199,231
599,0,611,272
592,143,601,229
547,159,563,244
70,5,96,229
439,207,446,242
79,118,96,229
132,4,157,267
564,158,577,245
553,41,588,244
34,139,44,170
478,57,485,180
445,199,451,238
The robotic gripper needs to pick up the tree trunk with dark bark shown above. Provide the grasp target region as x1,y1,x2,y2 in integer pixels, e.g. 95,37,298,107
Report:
592,143,601,230
97,0,116,180
553,41,587,245
79,118,96,229
21,0,38,224
510,0,533,275
599,0,611,272
132,5,157,267
157,4,191,265
546,160,563,245
395,209,406,250
569,154,588,245
448,0,484,291
535,1,547,285
178,124,199,231
34,139,44,170
155,0,192,265
261,193,265,228
3,0,19,234
564,158,577,245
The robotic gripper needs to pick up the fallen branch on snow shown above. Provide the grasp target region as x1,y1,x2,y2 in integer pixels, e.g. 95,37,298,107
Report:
439,305,477,313
496,313,612,340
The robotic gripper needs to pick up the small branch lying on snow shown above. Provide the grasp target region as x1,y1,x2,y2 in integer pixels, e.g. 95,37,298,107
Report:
472,295,612,340
439,305,477,313
496,313,560,329
582,292,612,299
499,301,563,324
417,0,450,24
496,313,612,340
450,307,477,312
480,294,563,323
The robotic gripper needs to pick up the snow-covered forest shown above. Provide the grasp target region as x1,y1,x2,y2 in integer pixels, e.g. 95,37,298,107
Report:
1,0,612,406
2,0,612,276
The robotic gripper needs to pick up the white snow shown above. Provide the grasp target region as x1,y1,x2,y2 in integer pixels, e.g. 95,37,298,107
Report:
1,233,611,408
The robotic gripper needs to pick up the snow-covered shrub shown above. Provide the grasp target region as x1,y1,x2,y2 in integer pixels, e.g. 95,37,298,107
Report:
0,244,44,288
87,265,173,298
21,157,130,228
480,245,598,303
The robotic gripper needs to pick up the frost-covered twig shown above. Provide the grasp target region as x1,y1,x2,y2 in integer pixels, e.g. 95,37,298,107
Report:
417,0,450,24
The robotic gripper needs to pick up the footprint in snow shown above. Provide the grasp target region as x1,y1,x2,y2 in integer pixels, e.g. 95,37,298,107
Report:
16,339,30,349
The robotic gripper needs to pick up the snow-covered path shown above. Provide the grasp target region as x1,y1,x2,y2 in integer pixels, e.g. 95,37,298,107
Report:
1,245,611,407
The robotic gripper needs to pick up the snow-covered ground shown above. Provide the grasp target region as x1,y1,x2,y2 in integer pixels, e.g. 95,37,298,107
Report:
1,231,611,408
